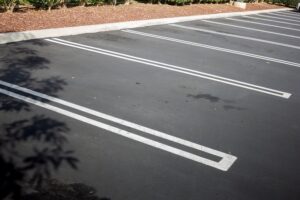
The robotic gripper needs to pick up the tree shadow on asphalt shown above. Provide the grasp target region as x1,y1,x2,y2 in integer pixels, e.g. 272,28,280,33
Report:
0,41,110,200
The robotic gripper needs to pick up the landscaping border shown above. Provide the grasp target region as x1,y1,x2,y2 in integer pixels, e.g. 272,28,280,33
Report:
0,7,293,44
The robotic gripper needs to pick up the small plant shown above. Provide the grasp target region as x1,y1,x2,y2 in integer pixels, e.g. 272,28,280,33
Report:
46,0,61,10
86,0,103,5
0,0,18,12
28,0,60,11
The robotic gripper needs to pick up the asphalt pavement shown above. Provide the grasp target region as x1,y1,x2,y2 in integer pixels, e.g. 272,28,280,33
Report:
0,9,300,200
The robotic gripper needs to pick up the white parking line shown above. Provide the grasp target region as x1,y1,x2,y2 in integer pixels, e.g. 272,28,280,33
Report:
227,17,300,32
240,16,300,28
46,38,291,99
201,20,300,39
169,24,300,50
257,13,300,23
0,85,237,171
123,29,300,69
266,12,300,20
0,79,232,160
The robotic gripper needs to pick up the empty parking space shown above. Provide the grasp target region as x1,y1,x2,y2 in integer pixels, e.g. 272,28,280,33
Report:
265,12,300,19
122,25,300,62
200,18,300,40
168,19,300,46
1,9,300,200
256,13,300,23
279,10,300,14
230,16,300,30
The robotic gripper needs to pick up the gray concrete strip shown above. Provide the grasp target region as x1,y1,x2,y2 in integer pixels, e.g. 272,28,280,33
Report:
0,7,293,45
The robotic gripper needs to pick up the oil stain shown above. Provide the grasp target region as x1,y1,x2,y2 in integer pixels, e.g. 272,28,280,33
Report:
186,92,246,111
186,93,220,103
223,105,245,111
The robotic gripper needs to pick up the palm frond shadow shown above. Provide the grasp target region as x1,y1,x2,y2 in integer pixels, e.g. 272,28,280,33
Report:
0,41,110,200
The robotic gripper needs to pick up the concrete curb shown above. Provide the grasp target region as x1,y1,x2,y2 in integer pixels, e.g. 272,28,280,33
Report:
0,7,294,44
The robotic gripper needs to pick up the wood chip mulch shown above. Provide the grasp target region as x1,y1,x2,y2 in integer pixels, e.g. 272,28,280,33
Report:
0,3,285,33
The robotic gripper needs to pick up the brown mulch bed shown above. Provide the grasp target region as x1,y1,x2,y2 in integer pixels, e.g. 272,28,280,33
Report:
0,3,285,33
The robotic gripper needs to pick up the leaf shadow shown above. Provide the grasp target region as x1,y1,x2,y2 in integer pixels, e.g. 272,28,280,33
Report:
0,41,109,199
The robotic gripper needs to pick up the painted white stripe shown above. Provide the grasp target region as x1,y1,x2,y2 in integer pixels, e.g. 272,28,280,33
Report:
0,87,237,171
169,23,300,50
46,38,291,99
122,29,300,69
239,16,300,29
266,12,300,20
0,79,231,159
202,20,300,39
257,13,300,23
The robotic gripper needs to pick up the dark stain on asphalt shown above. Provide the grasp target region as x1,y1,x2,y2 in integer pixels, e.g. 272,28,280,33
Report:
192,23,212,28
186,93,220,103
186,92,246,111
222,99,236,104
153,26,182,34
223,105,245,111
86,32,136,43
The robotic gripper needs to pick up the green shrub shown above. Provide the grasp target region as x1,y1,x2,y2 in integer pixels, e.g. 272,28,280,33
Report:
286,0,299,6
266,0,299,6
67,0,79,4
86,0,104,5
0,0,18,12
166,0,192,5
28,0,60,10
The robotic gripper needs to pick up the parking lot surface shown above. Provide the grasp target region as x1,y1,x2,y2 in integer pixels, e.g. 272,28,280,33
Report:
1,10,300,200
